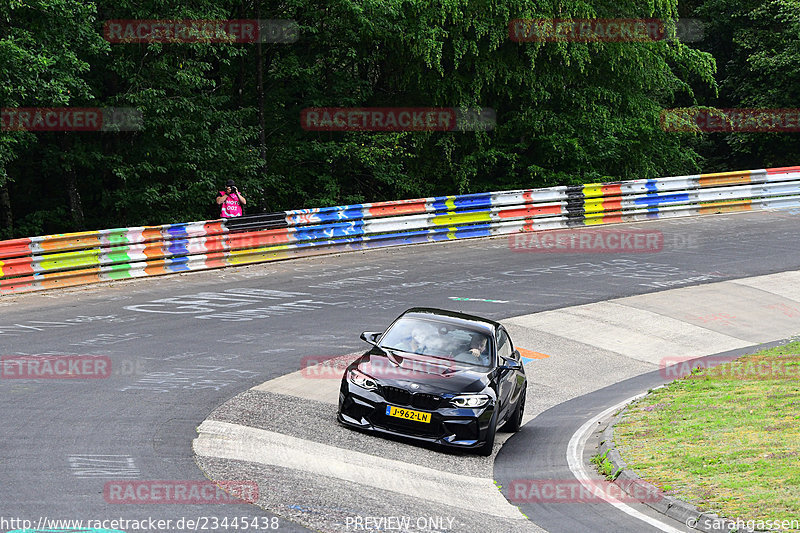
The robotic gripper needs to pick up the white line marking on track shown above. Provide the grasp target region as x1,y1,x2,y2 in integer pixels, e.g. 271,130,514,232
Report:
566,394,688,533
195,420,527,520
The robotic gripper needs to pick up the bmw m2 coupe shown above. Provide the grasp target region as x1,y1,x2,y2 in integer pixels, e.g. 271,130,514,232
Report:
337,308,527,455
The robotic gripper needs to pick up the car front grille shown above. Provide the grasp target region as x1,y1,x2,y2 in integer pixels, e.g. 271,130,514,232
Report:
411,393,443,410
381,386,412,405
380,386,443,410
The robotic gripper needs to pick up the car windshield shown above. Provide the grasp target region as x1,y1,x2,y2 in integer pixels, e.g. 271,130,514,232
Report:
380,317,493,367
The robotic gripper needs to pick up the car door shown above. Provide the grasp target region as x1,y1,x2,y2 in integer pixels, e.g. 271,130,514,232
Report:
496,328,516,421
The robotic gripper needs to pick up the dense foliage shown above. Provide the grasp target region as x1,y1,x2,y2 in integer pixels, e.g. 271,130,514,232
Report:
0,0,797,238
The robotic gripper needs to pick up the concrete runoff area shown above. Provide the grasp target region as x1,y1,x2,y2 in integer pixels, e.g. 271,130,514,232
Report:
195,269,800,533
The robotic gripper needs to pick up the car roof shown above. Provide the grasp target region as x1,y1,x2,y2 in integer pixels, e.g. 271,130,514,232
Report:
398,307,501,335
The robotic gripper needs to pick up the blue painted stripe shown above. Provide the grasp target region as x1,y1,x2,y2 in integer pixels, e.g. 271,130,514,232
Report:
166,224,190,239
166,255,190,272
634,193,690,206
167,239,190,256
293,220,365,242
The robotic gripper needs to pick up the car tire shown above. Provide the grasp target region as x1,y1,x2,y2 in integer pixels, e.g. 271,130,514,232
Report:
501,390,525,433
477,410,497,456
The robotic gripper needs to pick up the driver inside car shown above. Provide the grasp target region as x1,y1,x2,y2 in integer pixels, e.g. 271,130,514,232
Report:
454,334,490,365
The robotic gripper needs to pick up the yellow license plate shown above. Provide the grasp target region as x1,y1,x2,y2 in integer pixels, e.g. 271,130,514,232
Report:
386,405,431,424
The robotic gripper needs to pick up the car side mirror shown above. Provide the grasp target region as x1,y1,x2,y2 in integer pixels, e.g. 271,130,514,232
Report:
499,358,522,372
360,331,381,346
511,349,521,361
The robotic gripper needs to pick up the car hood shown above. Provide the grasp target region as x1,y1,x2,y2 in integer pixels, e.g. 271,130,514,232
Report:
355,351,490,394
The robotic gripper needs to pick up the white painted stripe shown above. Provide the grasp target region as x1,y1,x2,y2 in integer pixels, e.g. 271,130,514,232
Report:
730,270,800,303
566,394,688,533
506,301,751,364
194,420,526,520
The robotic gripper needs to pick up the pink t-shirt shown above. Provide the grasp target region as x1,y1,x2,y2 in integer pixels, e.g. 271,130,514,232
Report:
219,191,243,218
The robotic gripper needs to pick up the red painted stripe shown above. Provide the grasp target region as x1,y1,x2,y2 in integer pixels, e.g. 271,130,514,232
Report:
228,228,291,249
766,166,800,174
368,199,428,217
601,184,622,196
0,238,33,260
0,256,34,277
498,204,563,218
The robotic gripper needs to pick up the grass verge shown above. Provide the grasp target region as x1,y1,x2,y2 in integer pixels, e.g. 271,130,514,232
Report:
614,342,800,530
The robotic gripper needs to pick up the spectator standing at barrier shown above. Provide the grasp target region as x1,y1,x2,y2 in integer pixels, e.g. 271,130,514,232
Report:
217,179,246,218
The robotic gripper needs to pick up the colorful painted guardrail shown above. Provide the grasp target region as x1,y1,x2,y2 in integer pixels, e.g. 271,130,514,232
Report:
2,166,799,294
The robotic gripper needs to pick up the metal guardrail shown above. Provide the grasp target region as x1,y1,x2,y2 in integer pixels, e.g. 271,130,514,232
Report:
1,165,799,294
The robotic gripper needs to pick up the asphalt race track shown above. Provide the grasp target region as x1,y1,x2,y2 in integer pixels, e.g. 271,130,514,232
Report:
2,210,800,533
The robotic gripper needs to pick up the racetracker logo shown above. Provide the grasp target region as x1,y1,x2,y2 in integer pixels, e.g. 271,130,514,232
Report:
1,108,142,132
103,19,298,43
103,480,258,504
301,354,458,380
509,229,663,253
660,108,800,132
509,479,663,504
1,355,111,379
509,18,665,42
660,355,800,380
300,107,496,132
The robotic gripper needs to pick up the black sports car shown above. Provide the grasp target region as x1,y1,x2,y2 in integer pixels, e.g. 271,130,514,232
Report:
337,307,527,455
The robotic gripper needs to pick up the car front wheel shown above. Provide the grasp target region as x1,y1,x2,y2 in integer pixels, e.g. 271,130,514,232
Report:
501,391,525,433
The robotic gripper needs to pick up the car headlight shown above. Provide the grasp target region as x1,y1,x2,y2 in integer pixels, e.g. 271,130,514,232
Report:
450,394,491,408
348,369,378,391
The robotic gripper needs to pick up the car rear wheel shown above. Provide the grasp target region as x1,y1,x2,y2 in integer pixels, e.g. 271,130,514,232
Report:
477,410,497,456
501,391,525,433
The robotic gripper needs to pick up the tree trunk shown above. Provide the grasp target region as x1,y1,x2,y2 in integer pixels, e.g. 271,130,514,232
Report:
256,0,269,213
66,168,85,231
0,183,12,235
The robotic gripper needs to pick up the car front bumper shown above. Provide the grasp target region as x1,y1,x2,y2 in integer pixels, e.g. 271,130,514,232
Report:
337,380,495,449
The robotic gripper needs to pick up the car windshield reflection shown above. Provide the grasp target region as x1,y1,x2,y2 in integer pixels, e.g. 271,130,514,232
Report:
380,317,493,367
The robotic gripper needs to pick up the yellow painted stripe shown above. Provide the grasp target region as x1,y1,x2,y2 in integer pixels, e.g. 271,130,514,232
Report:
39,250,101,270
0,260,4,278
584,216,606,226
432,211,492,225
582,184,603,197
445,196,457,211
583,198,608,213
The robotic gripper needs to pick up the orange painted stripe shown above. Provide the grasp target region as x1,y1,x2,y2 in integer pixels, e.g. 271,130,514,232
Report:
37,232,102,252
698,171,752,187
601,183,622,196
699,201,752,214
517,347,550,360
